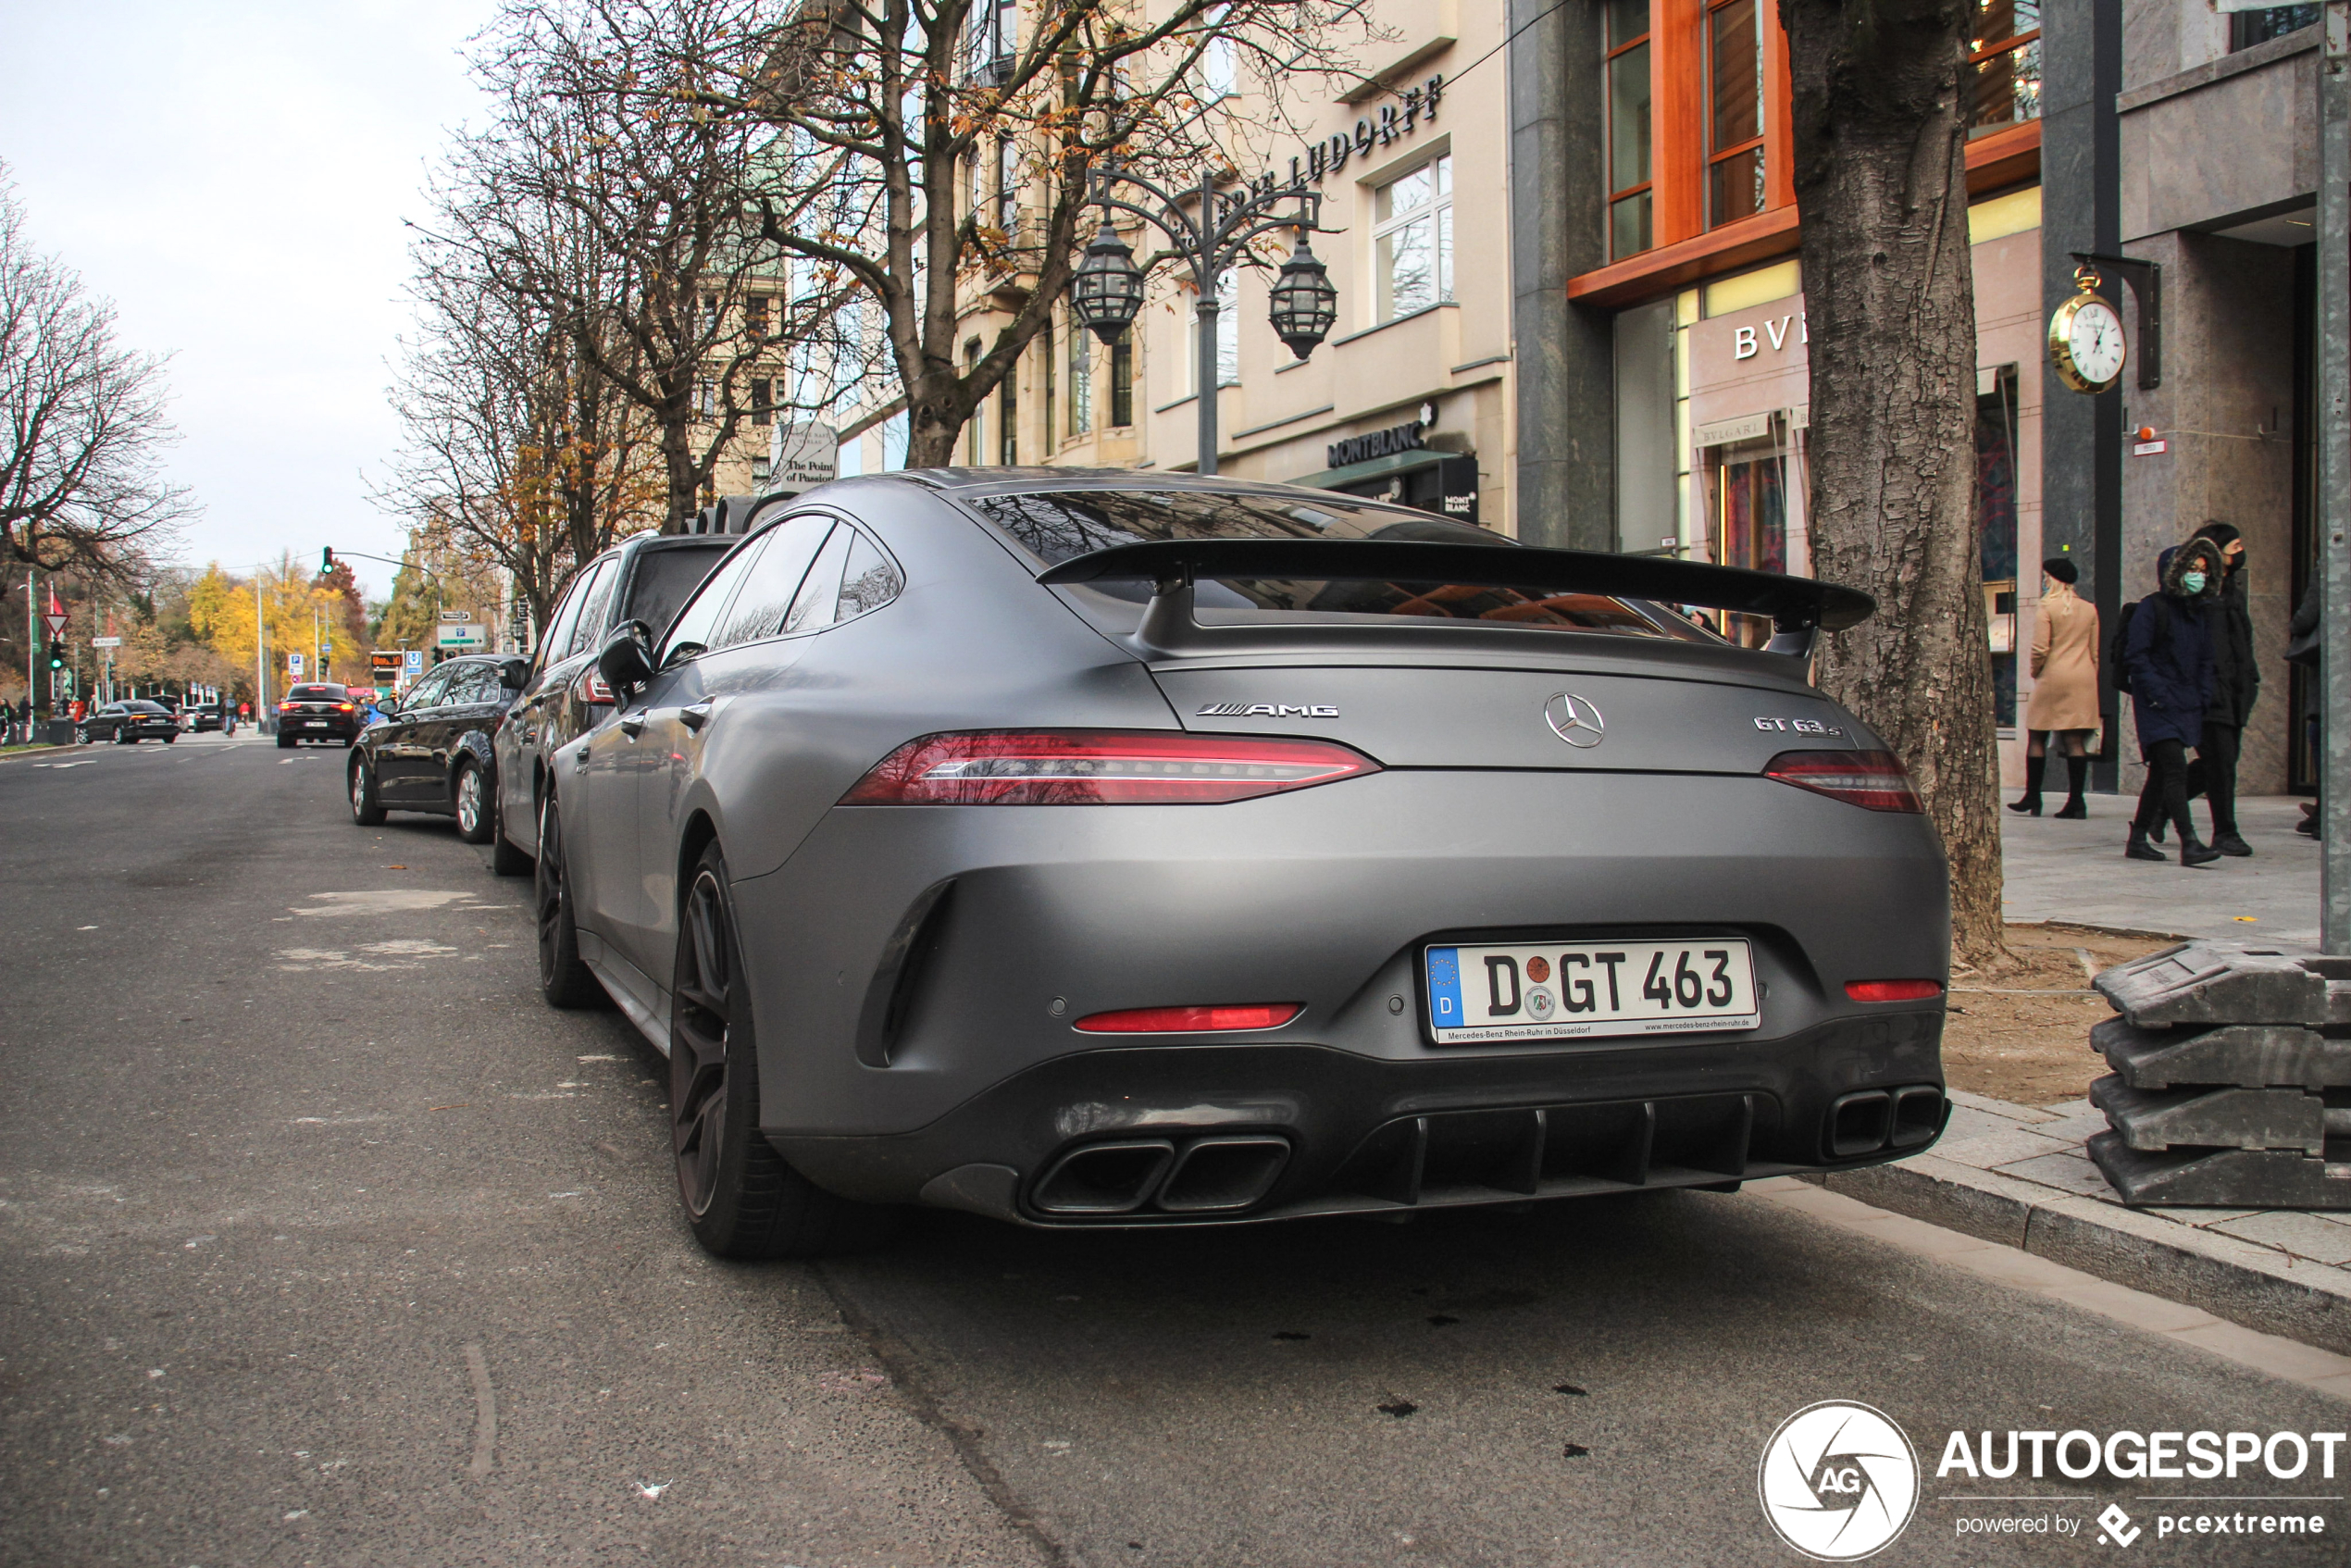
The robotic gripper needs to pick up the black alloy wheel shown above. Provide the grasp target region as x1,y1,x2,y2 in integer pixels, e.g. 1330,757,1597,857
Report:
667,842,897,1259
454,760,494,844
72,724,88,744
533,792,603,1008
349,757,386,826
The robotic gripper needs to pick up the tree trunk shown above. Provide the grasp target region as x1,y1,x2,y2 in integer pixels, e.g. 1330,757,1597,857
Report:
1780,0,2007,971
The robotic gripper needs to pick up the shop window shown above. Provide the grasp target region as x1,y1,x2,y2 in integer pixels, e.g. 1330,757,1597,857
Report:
1109,327,1134,428
1375,155,1452,321
1067,315,1093,438
1706,0,1765,229
2232,3,2319,49
1969,0,2043,137
1708,437,1787,646
1978,367,2021,727
1606,0,1653,260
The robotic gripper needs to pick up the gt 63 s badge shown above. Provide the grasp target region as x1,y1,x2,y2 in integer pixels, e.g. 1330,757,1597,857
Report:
1758,1401,1919,1561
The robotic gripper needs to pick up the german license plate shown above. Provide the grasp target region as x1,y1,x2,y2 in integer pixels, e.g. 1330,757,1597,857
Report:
304,720,326,727
1424,939,1760,1043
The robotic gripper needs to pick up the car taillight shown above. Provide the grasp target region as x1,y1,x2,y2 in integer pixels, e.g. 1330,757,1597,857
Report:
840,729,1380,805
1762,750,1922,813
279,703,296,713
337,703,355,712
1073,1002,1302,1034
1845,979,1945,1002
578,671,613,705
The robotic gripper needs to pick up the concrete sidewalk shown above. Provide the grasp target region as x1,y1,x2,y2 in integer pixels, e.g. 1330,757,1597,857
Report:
2000,791,2320,942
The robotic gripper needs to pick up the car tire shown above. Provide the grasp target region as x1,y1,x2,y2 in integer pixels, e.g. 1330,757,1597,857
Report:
490,786,532,877
349,757,387,826
453,759,494,844
534,792,605,1009
670,842,899,1260
163,734,176,745
72,725,88,744
276,733,294,749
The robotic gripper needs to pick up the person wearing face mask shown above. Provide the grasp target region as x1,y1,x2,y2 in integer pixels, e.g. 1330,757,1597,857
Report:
2009,556,2099,817
2121,539,2225,866
2179,523,2258,855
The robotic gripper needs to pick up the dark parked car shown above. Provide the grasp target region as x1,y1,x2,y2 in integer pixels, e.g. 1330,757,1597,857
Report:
530,471,1950,1262
75,700,179,745
182,701,230,733
491,529,734,877
275,683,364,747
347,655,529,840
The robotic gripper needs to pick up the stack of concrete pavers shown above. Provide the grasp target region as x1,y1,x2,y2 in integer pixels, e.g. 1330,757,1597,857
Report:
2086,940,2351,1207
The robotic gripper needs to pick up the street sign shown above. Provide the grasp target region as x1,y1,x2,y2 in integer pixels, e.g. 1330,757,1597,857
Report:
437,624,486,648
403,650,424,672
41,613,65,640
289,653,305,677
766,421,840,495
90,635,121,648
439,609,473,623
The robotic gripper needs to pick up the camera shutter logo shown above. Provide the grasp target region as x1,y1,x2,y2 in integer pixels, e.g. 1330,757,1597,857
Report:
1757,1401,1919,1561
1543,692,1606,749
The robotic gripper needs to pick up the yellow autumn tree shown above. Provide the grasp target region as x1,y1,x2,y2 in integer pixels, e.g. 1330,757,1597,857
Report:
186,557,366,691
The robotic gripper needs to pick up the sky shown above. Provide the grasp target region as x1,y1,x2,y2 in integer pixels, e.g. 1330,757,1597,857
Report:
0,0,498,603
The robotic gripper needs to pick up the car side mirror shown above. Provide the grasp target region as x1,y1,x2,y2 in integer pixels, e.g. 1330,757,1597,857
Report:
499,655,530,691
596,621,655,701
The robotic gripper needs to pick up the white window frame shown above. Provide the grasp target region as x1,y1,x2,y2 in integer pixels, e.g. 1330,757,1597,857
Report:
1371,152,1454,324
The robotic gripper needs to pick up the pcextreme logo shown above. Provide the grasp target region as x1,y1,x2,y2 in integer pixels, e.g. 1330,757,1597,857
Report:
1759,1401,1922,1562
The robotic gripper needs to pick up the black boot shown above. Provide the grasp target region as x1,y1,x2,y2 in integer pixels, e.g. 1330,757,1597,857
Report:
2008,753,2046,815
2213,831,2252,857
2054,756,2089,819
2181,836,2222,868
2125,832,2164,862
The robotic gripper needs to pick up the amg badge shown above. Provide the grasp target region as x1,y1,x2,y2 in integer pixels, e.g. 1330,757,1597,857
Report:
1198,703,1340,717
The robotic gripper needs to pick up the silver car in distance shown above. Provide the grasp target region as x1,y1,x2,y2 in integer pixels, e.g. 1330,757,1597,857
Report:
538,470,1949,1258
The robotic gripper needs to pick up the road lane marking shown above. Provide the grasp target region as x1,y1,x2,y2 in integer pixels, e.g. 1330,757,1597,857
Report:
464,1343,497,1478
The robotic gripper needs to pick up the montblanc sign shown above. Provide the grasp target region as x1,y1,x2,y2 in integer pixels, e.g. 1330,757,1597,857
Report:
1328,419,1425,470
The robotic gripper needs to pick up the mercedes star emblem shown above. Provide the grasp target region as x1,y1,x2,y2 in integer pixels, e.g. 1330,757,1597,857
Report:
1544,692,1606,749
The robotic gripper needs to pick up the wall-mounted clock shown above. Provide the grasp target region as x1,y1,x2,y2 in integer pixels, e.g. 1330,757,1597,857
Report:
2049,265,2126,393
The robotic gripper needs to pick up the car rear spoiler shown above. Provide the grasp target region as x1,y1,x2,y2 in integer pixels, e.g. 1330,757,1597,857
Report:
1035,538,1875,661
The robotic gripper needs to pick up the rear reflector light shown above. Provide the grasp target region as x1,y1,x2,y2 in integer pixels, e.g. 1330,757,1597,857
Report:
1845,979,1945,1002
841,730,1379,805
1073,1002,1302,1034
1763,750,1922,813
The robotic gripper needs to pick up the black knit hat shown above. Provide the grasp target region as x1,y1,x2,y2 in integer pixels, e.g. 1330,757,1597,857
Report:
2042,557,2078,585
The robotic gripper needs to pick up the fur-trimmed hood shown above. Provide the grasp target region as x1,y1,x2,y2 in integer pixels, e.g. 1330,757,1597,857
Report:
2158,540,2226,603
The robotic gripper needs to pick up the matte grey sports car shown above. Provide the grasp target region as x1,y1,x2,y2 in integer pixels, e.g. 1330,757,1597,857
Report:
540,470,1949,1258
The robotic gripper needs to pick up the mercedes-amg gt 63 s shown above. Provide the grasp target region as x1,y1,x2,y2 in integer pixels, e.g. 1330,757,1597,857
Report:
538,471,1949,1258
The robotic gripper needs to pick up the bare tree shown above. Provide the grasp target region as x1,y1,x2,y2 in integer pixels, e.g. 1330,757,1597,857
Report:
1780,0,2003,967
0,163,193,581
643,0,1372,467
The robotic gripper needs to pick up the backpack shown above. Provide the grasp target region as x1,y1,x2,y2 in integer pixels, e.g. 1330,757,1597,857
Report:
2109,594,2170,697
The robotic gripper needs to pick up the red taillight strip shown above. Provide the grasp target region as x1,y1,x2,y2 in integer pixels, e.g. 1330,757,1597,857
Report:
841,730,1380,805
1762,750,1922,813
1073,1002,1302,1034
1846,979,1945,1002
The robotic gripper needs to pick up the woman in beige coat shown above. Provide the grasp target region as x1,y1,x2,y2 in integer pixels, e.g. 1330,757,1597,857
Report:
2010,557,2101,817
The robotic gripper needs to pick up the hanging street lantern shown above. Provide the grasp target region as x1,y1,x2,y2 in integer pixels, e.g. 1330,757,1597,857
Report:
1267,230,1338,360
1069,218,1145,344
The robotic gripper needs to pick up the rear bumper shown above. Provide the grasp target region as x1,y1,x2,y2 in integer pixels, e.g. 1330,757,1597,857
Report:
770,1013,1947,1225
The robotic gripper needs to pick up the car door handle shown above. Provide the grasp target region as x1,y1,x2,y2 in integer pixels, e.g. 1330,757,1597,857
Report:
572,743,590,770
619,711,646,739
678,702,714,731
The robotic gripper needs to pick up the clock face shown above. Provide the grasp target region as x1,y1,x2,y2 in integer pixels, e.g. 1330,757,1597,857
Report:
2067,300,2126,387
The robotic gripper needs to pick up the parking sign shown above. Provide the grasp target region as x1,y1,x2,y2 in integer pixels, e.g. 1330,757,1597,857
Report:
289,653,305,677
404,650,424,672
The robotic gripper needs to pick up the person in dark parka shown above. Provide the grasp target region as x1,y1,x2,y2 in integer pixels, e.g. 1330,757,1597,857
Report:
2123,539,2224,866
2185,522,2258,854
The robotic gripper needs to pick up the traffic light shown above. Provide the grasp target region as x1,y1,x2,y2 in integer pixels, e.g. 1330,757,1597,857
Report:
45,641,62,670
321,547,336,574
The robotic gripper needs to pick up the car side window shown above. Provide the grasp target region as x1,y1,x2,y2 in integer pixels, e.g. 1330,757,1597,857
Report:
537,565,597,668
782,525,856,635
835,529,904,621
660,535,769,667
403,666,456,709
564,558,622,660
711,515,835,650
451,665,502,705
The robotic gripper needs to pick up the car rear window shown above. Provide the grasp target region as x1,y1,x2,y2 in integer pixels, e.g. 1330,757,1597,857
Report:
626,541,732,641
971,490,1706,640
127,701,170,714
287,684,347,700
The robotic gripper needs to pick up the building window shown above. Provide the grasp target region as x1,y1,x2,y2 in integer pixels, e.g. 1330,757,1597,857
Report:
1195,268,1239,389
1200,6,1237,102
1109,327,1134,427
745,293,769,340
1068,317,1094,437
964,339,983,464
2230,2,2316,50
1969,0,2043,135
995,135,1016,230
1606,0,1653,260
1042,324,1056,454
697,378,716,417
999,358,1018,466
1375,154,1452,322
1706,0,1765,229
751,378,772,427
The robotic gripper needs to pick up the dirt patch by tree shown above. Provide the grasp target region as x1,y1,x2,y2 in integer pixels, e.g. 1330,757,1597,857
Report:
1941,924,2178,1108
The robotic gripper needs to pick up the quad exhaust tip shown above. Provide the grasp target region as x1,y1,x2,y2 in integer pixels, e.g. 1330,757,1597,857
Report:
1826,1085,1946,1161
1032,1135,1293,1216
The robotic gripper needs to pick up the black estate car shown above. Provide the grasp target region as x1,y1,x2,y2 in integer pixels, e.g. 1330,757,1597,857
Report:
347,654,529,843
491,529,733,877
275,684,364,747
75,701,179,744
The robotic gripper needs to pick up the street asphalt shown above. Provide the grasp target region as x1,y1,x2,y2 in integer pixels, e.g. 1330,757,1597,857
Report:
3,730,2346,1567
